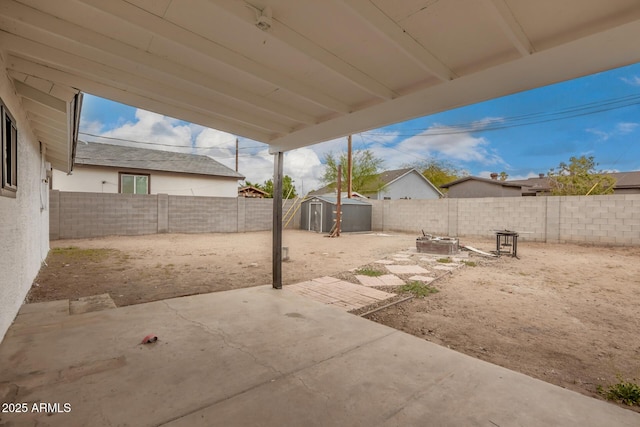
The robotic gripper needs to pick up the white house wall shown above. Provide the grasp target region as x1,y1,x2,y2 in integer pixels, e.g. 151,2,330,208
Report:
379,171,441,200
53,166,239,197
0,56,49,342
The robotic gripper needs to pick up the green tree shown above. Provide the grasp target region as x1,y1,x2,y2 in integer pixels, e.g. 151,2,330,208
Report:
547,155,616,196
322,149,385,193
499,171,509,181
260,175,298,199
405,159,466,190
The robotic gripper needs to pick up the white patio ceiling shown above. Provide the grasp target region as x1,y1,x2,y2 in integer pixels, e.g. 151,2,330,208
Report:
2,0,640,172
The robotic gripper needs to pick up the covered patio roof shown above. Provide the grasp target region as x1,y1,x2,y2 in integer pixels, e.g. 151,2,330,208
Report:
1,0,640,164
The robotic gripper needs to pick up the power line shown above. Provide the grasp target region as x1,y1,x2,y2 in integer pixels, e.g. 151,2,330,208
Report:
79,132,265,150
359,92,640,137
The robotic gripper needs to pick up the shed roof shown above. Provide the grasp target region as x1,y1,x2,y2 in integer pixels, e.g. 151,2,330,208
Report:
74,142,245,179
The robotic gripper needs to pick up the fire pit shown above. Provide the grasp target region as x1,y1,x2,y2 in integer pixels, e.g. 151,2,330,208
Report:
416,234,459,255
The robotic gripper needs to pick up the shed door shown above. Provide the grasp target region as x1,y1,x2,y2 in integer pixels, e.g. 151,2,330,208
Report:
309,202,322,232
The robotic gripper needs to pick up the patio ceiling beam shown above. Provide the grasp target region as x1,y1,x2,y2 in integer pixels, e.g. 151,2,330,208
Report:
7,56,276,143
21,98,66,121
13,80,66,112
0,0,317,126
338,0,455,81
79,0,352,114
1,35,292,135
481,0,534,56
209,0,396,101
31,121,67,139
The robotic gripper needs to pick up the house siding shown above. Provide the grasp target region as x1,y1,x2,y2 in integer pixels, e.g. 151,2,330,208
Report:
446,180,521,198
378,171,441,200
0,59,49,342
53,165,239,197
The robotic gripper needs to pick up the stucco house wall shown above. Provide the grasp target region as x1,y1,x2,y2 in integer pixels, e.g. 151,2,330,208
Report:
446,180,522,198
0,58,50,342
53,166,239,197
377,170,442,200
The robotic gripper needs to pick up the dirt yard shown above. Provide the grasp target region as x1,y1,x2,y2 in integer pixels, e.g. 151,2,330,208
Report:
29,230,640,410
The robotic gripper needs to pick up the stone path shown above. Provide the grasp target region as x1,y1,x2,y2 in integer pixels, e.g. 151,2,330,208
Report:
286,276,395,311
288,248,469,311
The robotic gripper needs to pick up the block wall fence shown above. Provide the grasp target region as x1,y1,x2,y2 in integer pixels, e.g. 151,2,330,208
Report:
50,191,640,246
370,194,640,245
50,191,300,240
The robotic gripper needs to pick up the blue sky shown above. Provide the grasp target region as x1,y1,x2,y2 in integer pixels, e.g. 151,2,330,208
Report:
80,62,640,194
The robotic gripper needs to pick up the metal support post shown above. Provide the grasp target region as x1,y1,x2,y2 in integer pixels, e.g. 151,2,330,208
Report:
272,151,283,289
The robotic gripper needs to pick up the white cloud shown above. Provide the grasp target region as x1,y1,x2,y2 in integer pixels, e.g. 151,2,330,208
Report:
94,109,194,153
83,108,326,194
587,121,638,141
617,122,639,134
621,76,640,86
586,128,610,141
393,124,507,166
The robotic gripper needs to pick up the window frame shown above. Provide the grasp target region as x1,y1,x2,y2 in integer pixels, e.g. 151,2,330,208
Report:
1,99,18,198
118,172,150,195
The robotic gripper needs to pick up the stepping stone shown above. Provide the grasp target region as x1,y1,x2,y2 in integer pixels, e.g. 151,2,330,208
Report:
378,275,405,287
386,265,430,275
394,253,411,258
374,260,395,265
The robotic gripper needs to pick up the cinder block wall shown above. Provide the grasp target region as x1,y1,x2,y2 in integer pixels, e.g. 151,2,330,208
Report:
56,192,157,239
51,191,302,239
371,194,640,246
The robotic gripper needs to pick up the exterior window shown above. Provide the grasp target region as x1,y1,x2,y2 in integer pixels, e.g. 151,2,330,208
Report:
1,100,17,197
120,173,149,194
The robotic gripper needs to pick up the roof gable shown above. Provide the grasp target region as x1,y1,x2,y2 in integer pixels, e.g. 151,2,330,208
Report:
75,142,244,179
441,176,522,188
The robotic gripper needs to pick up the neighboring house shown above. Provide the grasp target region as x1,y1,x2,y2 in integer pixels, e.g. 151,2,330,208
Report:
610,171,640,194
310,168,442,200
440,175,523,198
53,142,244,197
511,171,640,196
238,185,268,198
444,171,640,198
508,174,550,196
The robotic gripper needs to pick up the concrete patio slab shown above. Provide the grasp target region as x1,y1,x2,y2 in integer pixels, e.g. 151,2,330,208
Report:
1,286,638,427
70,293,117,315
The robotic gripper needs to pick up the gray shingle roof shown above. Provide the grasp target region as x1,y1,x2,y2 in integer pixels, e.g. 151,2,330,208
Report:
440,176,522,188
74,142,244,179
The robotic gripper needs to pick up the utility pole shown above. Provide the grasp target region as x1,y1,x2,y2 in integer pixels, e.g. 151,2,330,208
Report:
347,135,352,198
235,138,239,172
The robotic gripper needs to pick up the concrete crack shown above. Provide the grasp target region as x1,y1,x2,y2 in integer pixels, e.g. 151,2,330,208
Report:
160,301,283,377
